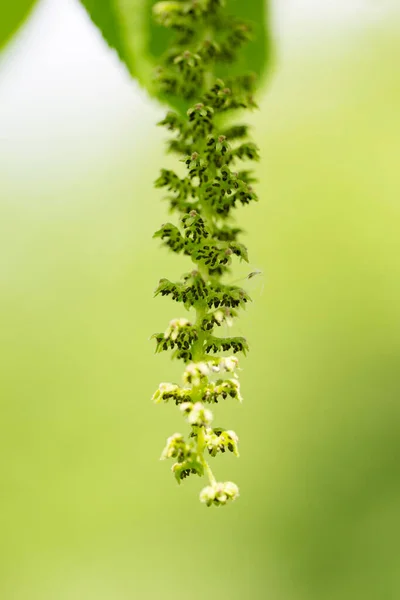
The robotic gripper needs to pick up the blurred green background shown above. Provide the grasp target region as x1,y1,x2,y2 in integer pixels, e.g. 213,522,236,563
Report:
1,3,400,599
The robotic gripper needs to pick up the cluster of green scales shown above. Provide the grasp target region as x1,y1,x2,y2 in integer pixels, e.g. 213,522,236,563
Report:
151,0,260,506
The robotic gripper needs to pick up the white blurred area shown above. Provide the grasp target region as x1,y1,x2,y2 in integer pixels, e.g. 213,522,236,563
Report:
0,0,399,181
0,0,159,183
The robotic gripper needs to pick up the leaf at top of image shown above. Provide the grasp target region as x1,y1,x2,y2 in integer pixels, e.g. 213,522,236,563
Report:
0,0,37,51
79,0,272,106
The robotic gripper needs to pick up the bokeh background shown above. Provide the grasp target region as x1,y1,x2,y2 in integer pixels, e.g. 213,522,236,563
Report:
1,1,400,598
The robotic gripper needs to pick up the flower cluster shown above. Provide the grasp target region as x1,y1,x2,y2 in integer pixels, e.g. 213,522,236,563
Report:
151,0,260,505
200,481,239,507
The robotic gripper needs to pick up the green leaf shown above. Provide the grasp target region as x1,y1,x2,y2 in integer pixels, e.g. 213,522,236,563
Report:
217,0,272,86
0,0,37,51
79,0,160,94
79,0,272,100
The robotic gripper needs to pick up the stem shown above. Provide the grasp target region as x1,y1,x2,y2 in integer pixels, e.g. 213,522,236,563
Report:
191,306,207,362
191,305,216,487
204,460,216,485
197,425,216,485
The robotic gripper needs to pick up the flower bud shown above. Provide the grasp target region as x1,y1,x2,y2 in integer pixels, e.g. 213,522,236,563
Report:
200,481,239,506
